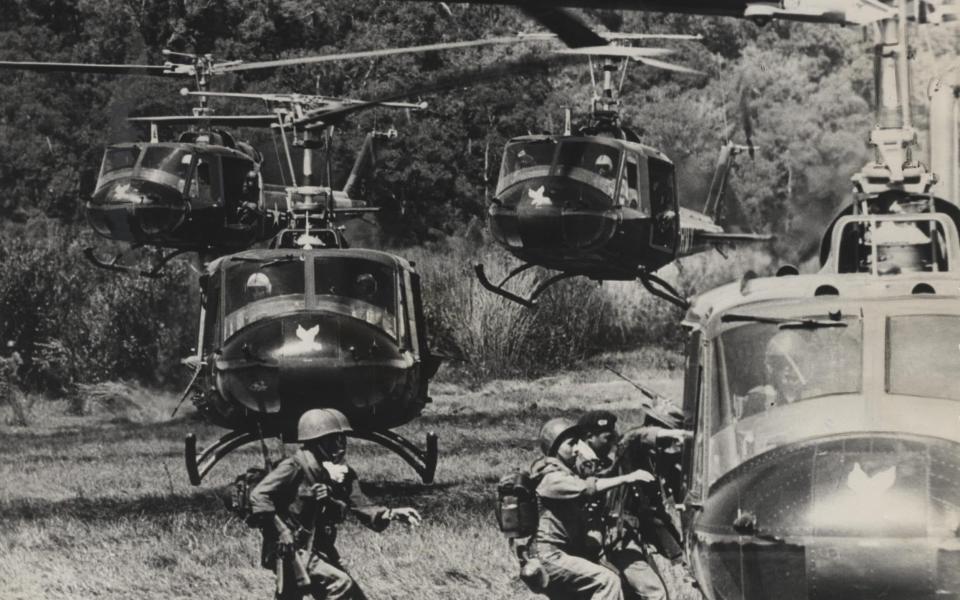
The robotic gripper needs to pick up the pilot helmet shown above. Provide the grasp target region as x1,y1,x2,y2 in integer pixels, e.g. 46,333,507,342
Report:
245,272,272,296
594,154,614,173
764,330,807,393
354,273,378,299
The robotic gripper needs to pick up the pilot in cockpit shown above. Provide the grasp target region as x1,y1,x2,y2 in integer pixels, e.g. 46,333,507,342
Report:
245,272,273,303
741,330,818,416
594,154,615,178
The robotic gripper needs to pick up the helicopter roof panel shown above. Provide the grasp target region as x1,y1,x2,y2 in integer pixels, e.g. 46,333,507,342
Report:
206,248,410,275
685,271,960,333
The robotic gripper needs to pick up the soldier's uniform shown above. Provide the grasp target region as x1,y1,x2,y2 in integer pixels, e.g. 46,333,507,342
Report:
529,417,623,600
250,448,389,599
579,411,681,600
248,409,419,600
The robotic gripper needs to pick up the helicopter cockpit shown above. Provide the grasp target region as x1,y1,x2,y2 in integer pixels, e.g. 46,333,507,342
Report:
497,137,667,216
216,253,402,343
498,138,622,199
706,320,863,482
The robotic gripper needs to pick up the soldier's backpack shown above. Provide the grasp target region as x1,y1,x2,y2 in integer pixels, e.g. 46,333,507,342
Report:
495,471,539,539
225,464,274,527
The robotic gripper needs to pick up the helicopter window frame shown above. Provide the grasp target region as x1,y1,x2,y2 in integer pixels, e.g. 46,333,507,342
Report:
136,146,195,193
553,140,622,198
185,154,224,207
714,317,864,431
202,271,224,353
311,256,401,341
97,145,142,189
401,268,418,355
623,155,641,210
885,314,960,402
497,139,557,193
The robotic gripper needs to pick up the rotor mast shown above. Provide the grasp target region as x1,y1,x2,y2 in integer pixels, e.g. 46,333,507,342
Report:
852,0,933,198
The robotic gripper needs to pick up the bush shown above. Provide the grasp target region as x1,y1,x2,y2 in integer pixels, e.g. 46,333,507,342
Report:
0,220,197,394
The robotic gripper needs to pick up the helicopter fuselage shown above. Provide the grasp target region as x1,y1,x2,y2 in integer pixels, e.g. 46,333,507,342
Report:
192,248,438,440
679,272,960,600
490,135,722,280
87,138,286,251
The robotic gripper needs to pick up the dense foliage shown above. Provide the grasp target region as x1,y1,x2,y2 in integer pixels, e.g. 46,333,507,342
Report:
1,1,957,390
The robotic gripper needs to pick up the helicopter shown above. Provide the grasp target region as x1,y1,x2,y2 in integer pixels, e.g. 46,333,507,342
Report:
670,3,960,599
170,89,444,485
476,43,770,309
0,38,529,276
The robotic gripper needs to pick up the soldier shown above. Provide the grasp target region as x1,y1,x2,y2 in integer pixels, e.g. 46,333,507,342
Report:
577,410,689,600
529,417,655,600
250,408,421,600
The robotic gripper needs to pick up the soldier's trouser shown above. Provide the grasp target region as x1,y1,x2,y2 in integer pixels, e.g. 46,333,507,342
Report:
540,548,624,600
305,553,368,600
605,541,666,600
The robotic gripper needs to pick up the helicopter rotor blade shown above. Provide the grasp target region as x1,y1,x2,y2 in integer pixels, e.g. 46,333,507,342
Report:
292,53,578,129
218,37,535,73
127,114,280,127
518,5,606,48
0,60,172,77
635,56,705,75
555,46,675,59
180,89,427,111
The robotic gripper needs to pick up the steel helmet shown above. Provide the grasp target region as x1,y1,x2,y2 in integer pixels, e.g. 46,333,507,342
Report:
298,408,352,442
246,272,272,294
538,417,579,456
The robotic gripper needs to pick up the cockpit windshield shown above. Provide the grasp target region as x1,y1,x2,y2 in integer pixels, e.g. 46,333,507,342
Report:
719,321,863,423
706,319,864,484
223,258,306,338
140,147,193,190
556,141,620,196
100,146,140,176
500,139,555,181
314,257,397,339
888,315,960,401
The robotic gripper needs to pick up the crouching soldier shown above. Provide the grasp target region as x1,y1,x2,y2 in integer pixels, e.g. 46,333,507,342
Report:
577,410,689,600
250,408,422,599
530,417,656,600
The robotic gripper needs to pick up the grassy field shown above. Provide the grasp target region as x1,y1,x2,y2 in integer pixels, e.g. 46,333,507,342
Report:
0,352,699,600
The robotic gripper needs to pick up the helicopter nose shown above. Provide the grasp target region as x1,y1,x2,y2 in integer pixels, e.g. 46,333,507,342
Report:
694,433,960,600
215,312,411,423
490,178,618,251
87,179,187,242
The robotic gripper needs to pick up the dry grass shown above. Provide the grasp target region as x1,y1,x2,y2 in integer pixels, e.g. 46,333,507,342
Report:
0,358,700,600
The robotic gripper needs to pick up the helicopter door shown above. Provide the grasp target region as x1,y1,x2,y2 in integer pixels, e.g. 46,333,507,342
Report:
201,271,223,354
680,331,706,508
622,156,641,210
187,155,223,209
220,157,257,226
648,157,679,252
401,269,419,358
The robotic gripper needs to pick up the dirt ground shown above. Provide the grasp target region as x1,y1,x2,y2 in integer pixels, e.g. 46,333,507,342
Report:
0,355,700,600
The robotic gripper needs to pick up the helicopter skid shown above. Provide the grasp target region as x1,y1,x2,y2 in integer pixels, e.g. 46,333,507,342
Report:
185,428,439,485
84,246,189,278
349,430,439,484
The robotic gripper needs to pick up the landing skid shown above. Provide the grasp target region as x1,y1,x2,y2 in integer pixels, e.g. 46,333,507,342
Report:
185,428,439,486
475,263,577,308
84,246,189,278
475,262,690,310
